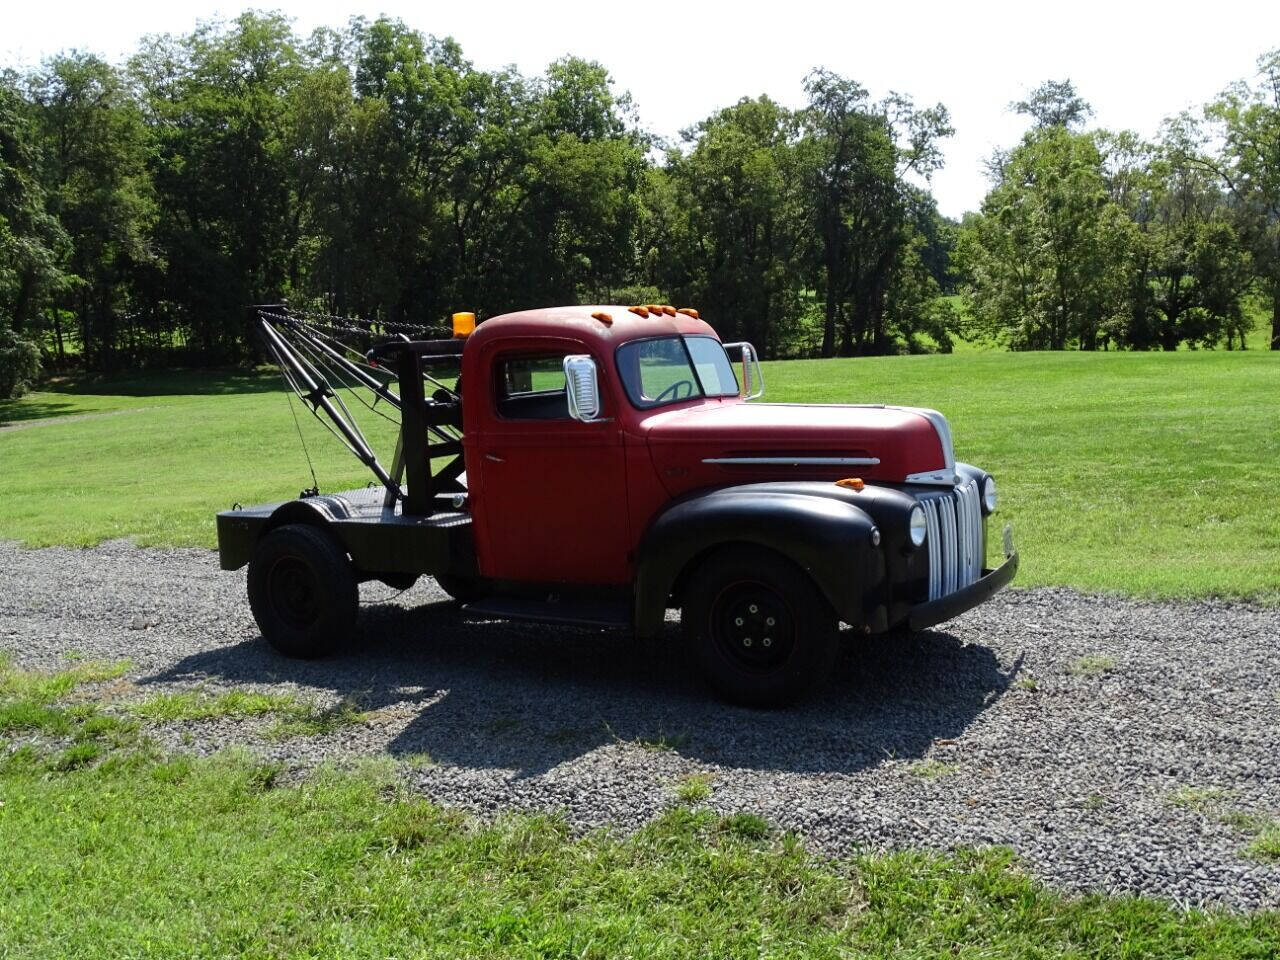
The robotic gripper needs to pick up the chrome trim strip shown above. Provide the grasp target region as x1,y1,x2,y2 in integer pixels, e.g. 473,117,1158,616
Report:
941,496,958,595
904,469,960,486
957,481,974,585
961,479,983,583
701,456,881,466
924,498,942,600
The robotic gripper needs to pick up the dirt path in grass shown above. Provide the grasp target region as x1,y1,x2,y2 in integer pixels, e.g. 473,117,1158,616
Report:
1,538,1278,911
0,408,145,433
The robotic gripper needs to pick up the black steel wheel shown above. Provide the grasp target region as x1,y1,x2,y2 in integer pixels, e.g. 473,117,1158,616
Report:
682,546,839,707
247,524,357,658
709,581,798,673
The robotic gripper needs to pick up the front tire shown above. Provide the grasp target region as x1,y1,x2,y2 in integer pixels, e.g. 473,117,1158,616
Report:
247,524,357,659
681,547,839,708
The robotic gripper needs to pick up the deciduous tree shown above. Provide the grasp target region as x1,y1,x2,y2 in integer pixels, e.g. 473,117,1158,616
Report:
1011,79,1094,130
800,69,952,356
959,126,1133,349
1202,49,1280,349
656,96,805,355
28,52,156,365
0,72,68,340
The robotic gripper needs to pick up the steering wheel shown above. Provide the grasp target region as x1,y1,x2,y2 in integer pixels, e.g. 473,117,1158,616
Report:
654,379,695,403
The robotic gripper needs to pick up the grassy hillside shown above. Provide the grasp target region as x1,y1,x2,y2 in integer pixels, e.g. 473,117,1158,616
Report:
2,348,1278,601
0,370,400,548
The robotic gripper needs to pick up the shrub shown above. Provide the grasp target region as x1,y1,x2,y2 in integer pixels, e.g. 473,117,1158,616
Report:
0,327,41,399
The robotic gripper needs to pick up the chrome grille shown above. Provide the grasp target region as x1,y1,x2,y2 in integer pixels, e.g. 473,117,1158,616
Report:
920,479,984,601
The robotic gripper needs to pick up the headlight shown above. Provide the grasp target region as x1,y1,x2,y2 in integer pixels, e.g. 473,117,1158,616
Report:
982,476,998,514
908,505,927,547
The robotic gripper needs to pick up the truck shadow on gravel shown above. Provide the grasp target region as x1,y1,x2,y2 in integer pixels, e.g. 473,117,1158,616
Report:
143,595,1018,777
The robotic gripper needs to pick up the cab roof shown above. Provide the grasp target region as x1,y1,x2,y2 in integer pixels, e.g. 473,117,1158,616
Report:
468,305,718,350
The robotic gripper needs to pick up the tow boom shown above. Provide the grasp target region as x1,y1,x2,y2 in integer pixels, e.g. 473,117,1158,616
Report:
256,307,466,515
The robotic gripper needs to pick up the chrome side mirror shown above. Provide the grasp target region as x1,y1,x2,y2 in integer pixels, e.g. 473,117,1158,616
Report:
563,354,602,421
722,342,764,400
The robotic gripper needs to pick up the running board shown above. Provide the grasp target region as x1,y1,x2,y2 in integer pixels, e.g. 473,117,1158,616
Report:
460,596,632,630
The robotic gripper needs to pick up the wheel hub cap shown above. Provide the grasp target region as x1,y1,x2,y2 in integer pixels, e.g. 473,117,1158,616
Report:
712,582,795,671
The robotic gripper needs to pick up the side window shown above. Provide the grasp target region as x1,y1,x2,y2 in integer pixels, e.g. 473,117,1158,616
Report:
494,353,571,420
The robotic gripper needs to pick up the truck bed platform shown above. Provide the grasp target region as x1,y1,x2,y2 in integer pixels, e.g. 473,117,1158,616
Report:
216,486,474,577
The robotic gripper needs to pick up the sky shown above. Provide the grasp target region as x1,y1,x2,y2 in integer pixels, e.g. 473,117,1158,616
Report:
5,1,1279,219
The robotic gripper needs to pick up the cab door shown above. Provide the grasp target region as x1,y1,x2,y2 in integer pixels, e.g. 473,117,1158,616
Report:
469,338,631,585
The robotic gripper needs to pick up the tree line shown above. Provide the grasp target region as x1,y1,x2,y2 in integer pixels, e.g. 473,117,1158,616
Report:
2,14,1278,396
960,73,1280,352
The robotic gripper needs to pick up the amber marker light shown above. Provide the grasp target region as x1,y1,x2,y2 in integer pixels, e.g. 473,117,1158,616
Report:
591,311,614,325
677,307,700,318
628,305,650,317
836,478,865,491
661,305,677,316
452,311,476,337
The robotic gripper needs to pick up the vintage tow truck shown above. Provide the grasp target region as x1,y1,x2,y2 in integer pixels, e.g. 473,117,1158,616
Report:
217,305,1017,706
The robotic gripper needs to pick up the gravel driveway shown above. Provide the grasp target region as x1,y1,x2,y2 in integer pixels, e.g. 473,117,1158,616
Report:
2,539,1278,910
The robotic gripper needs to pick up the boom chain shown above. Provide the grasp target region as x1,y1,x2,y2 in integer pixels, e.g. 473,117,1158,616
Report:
259,308,450,342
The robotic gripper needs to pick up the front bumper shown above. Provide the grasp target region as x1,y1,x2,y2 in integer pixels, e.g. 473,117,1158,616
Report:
907,524,1018,631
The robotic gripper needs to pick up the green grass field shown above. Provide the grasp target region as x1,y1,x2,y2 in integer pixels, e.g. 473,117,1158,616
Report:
2,749,1277,958
0,369,402,547
3,348,1277,601
4,352,1280,956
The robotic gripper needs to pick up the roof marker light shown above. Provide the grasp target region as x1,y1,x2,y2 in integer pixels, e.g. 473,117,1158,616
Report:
660,305,677,316
452,312,476,337
677,307,700,319
628,305,650,318
591,311,614,325
836,478,865,491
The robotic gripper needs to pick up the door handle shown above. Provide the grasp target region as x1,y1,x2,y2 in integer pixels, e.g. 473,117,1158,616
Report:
484,452,505,463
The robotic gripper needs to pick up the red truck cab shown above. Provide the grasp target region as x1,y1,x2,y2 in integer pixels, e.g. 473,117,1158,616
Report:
217,304,1017,705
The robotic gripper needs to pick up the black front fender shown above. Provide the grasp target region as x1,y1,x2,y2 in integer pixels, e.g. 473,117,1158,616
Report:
633,486,884,637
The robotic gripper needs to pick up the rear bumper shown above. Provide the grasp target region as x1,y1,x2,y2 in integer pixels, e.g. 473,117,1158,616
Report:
907,526,1018,631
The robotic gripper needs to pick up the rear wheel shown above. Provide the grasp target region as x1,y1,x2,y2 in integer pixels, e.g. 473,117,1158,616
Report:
681,547,839,707
248,524,357,658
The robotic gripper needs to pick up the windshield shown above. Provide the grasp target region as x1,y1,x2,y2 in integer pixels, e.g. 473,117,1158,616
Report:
616,335,740,409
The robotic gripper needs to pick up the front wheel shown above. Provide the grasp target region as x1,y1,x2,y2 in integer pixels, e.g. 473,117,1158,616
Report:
681,547,839,708
247,524,358,658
